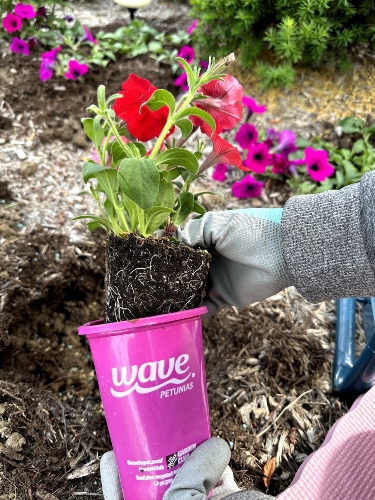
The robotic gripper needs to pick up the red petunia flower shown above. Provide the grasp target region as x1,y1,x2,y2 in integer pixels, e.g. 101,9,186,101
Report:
113,74,171,142
199,133,249,172
191,75,243,135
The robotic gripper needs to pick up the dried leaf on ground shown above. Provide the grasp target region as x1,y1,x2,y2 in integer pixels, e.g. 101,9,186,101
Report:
263,456,276,490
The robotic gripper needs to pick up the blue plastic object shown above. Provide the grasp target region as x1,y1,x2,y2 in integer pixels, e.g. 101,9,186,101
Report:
333,297,375,394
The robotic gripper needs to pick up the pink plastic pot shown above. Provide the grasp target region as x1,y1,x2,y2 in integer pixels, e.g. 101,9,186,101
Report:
78,306,210,500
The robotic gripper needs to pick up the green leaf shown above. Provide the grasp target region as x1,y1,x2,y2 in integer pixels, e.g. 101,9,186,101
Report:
155,148,199,173
155,177,175,209
82,162,109,182
339,117,364,134
164,167,183,181
72,215,111,231
118,157,160,210
143,206,176,236
82,118,95,142
143,89,176,114
175,57,195,89
296,137,311,149
351,139,365,155
97,85,106,111
175,119,193,139
172,192,195,226
342,160,360,182
192,200,206,215
95,169,119,202
335,170,345,188
177,107,216,135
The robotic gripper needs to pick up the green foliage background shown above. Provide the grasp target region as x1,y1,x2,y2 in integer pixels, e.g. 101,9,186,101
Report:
190,0,375,87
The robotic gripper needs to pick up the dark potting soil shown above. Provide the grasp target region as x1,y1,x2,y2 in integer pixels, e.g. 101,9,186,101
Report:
104,232,212,322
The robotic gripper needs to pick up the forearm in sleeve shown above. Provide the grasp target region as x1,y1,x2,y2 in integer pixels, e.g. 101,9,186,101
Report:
281,171,375,302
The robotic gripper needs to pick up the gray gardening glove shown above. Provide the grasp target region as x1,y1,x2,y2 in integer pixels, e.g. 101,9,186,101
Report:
175,208,291,314
100,438,275,499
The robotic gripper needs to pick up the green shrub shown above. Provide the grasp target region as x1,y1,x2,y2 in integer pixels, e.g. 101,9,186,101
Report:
190,0,375,86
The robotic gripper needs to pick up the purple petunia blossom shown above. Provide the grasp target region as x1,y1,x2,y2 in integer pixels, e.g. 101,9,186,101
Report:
212,163,228,182
10,37,29,55
36,6,47,18
232,174,264,198
40,46,62,81
177,45,195,65
235,123,258,150
64,59,89,80
174,72,188,91
243,143,273,173
242,95,266,121
14,3,37,19
274,130,297,157
2,13,22,33
63,15,74,22
200,60,208,71
271,153,290,175
28,36,38,48
304,147,334,182
187,19,198,35
82,25,98,44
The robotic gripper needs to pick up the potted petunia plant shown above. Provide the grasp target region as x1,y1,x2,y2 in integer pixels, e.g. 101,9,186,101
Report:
76,54,248,499
76,52,248,324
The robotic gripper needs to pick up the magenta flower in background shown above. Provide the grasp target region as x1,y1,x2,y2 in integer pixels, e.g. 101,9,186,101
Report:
14,3,37,19
305,147,334,182
40,46,62,81
63,15,74,22
10,37,30,55
264,128,279,148
243,143,272,173
232,174,264,198
243,96,266,121
200,60,208,71
177,45,195,65
174,72,188,91
82,25,98,44
275,130,297,157
212,163,228,182
2,13,22,33
64,59,89,80
271,154,290,175
187,19,198,35
235,123,258,149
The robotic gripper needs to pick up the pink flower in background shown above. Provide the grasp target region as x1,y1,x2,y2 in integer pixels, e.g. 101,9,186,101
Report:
65,60,89,80
232,174,264,198
14,3,37,19
10,37,29,55
2,13,22,33
264,128,279,148
200,60,208,71
40,46,62,81
271,154,290,175
235,123,258,149
212,163,228,182
28,36,38,48
275,130,297,157
174,72,188,91
82,25,98,44
243,143,272,173
177,45,195,65
305,147,334,182
242,96,266,121
92,136,129,165
187,19,198,35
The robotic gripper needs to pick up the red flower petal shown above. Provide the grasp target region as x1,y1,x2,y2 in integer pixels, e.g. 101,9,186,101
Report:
200,134,249,172
113,74,170,142
193,75,243,132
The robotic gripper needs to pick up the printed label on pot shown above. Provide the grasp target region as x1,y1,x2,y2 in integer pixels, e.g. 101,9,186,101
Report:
126,442,197,487
110,353,195,398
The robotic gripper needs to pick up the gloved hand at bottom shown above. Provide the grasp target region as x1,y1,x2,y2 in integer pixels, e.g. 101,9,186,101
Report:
100,437,275,500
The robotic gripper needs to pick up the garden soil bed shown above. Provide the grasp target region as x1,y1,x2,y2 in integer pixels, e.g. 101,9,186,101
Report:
0,0,372,498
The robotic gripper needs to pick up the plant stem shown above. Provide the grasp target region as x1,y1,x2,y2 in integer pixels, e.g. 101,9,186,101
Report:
105,112,135,157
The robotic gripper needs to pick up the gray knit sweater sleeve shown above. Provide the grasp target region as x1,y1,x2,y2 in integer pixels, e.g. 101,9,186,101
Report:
281,171,375,302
